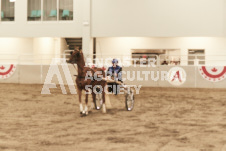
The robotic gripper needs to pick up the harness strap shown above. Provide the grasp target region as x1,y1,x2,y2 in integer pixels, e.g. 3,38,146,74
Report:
72,64,105,82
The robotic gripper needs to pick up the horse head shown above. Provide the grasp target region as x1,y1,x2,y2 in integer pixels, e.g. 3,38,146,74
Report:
68,49,82,64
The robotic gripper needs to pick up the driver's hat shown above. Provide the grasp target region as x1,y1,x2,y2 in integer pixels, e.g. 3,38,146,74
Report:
112,59,118,64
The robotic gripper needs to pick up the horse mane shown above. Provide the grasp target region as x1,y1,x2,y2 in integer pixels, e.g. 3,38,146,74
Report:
77,50,106,78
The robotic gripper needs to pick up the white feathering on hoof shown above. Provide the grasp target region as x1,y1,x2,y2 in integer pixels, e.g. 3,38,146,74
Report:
102,103,106,113
85,105,88,115
80,103,83,113
90,102,95,110
105,94,112,109
82,110,86,115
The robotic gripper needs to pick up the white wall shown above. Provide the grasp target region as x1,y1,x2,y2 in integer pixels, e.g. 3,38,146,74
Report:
0,38,33,54
1,0,225,38
1,37,226,65
224,0,226,36
0,0,226,38
33,38,55,55
0,38,33,64
0,0,83,37
60,38,68,54
92,0,225,37
96,37,226,65
0,37,63,64
33,37,56,64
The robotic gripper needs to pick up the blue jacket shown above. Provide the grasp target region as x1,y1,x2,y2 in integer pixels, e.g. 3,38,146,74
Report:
107,65,122,81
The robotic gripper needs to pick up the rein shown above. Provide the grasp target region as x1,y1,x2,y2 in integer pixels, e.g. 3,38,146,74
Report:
72,64,78,77
71,63,89,79
70,52,96,80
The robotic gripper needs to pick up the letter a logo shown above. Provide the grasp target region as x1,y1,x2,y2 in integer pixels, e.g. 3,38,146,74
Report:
171,71,182,82
168,67,186,86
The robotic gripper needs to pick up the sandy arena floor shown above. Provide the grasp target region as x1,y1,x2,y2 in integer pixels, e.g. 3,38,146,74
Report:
1,84,226,151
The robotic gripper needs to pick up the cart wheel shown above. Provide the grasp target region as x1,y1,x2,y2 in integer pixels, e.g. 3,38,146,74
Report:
125,90,135,111
94,88,103,110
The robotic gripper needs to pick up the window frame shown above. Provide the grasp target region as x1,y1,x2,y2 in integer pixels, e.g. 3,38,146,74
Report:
27,0,74,22
188,49,205,65
0,0,15,23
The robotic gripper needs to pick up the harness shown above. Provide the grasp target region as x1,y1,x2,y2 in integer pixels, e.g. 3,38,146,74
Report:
72,64,95,80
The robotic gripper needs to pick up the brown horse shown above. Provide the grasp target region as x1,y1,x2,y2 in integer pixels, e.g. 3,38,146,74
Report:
68,49,107,115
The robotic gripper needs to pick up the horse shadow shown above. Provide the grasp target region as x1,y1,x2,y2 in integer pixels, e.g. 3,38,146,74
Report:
86,107,127,116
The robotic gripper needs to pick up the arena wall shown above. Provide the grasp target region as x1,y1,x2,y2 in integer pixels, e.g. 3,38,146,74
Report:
2,37,226,66
96,37,226,66
1,65,226,89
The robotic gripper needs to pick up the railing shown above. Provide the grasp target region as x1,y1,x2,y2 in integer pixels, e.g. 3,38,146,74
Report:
0,53,226,66
93,54,226,66
0,54,70,65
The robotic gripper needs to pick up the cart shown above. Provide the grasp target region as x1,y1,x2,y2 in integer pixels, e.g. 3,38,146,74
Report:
94,79,135,111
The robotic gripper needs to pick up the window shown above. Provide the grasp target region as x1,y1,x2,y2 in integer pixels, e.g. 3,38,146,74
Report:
27,0,73,21
131,49,162,65
1,0,15,21
43,0,57,21
59,0,73,20
188,49,205,65
27,0,41,21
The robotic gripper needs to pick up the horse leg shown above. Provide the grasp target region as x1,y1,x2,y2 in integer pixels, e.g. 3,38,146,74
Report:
102,84,106,113
84,91,89,115
78,89,83,114
91,92,96,110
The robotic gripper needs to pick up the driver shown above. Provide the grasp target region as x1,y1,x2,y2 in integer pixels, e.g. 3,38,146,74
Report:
106,59,122,95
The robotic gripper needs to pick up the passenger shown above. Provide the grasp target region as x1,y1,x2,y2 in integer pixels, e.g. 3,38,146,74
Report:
106,59,122,95
161,60,168,65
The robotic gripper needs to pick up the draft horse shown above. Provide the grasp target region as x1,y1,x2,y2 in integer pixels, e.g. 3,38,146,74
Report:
68,49,107,115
